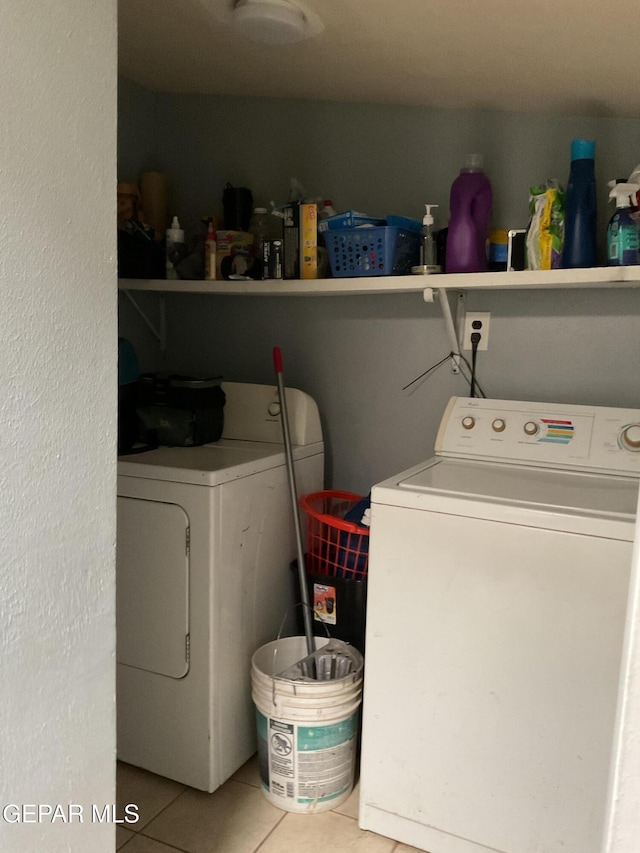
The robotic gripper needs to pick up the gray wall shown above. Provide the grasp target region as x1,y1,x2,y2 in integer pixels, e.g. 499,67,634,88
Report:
118,80,162,181
118,81,640,494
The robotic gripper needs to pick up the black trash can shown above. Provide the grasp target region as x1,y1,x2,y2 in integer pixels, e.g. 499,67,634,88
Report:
291,560,367,655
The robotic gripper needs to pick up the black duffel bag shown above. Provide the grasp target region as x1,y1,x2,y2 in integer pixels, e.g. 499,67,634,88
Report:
137,374,226,447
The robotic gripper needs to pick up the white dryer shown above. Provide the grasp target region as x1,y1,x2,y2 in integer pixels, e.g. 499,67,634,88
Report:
360,396,640,853
116,381,324,792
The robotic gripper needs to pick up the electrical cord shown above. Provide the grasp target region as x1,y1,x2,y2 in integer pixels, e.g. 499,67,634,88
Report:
457,352,486,398
402,350,487,398
469,332,481,398
402,353,452,391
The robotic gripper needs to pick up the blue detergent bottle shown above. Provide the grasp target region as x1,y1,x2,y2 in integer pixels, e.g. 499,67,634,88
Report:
561,139,597,268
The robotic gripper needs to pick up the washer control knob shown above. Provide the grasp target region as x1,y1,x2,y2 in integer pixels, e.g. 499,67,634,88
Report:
524,421,539,436
461,416,475,430
620,424,640,451
492,418,506,433
268,402,281,417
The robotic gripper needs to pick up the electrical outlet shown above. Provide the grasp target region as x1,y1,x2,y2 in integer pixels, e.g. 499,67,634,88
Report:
462,312,490,351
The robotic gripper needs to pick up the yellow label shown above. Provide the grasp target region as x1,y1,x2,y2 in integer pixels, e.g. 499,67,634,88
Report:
300,204,317,280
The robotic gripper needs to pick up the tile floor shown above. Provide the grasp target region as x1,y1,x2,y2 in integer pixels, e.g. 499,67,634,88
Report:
115,756,419,853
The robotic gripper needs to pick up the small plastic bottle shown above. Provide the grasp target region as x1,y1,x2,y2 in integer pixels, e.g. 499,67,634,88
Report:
319,200,337,220
445,154,493,273
561,139,597,268
607,181,639,266
165,215,185,280
488,229,509,272
412,204,441,273
204,219,217,280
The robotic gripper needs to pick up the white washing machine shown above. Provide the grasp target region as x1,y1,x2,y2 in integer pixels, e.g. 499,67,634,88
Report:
116,381,324,792
360,396,640,853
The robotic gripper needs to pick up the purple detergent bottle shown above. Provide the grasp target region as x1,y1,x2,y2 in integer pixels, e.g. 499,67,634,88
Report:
445,154,493,273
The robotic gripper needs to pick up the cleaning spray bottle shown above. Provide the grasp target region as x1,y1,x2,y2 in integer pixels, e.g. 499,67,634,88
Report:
413,204,441,274
607,181,639,266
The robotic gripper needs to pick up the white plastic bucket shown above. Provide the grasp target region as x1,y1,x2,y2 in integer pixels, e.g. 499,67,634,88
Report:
251,636,364,814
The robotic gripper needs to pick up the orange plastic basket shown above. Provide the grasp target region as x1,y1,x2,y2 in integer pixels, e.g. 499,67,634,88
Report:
299,490,370,580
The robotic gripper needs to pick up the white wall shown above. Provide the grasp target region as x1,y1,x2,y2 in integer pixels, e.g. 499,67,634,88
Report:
1,3,117,852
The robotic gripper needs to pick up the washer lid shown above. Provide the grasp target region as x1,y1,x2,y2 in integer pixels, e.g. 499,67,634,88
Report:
117,438,323,486
399,458,638,516
373,457,639,537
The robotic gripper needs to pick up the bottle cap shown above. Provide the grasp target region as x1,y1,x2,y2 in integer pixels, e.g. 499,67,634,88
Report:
117,182,140,197
570,139,595,161
490,229,509,244
423,204,438,225
167,215,184,240
464,154,483,171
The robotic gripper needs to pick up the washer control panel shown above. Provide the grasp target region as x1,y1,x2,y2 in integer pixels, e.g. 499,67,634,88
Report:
435,397,640,475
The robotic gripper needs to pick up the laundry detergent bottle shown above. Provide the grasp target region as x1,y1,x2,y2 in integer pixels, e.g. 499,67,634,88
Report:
445,154,493,273
561,138,597,268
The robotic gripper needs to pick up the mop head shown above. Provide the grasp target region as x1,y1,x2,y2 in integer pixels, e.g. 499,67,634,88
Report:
275,639,363,682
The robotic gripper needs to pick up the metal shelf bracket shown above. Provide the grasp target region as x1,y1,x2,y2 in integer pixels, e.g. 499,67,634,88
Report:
425,287,463,374
122,289,167,351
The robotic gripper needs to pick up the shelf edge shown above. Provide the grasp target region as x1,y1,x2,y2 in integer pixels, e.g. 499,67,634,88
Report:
118,267,640,295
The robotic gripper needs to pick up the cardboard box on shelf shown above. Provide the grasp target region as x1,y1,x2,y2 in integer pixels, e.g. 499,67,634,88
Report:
283,203,317,280
215,230,253,279
300,203,318,280
263,239,283,280
283,205,299,279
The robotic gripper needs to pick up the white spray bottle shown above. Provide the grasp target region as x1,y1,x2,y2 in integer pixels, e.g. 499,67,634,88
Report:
607,182,639,266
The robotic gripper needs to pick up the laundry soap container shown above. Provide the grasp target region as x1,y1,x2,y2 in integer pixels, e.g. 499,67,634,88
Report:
445,154,493,273
561,139,597,268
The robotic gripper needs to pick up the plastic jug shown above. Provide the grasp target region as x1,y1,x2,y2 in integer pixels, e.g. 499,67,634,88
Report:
249,207,283,279
561,139,597,268
445,154,493,273
249,207,282,256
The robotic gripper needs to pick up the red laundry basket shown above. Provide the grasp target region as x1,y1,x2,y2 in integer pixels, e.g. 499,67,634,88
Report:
299,490,370,580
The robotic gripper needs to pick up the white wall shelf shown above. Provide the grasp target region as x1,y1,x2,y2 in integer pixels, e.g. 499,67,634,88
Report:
119,266,640,296
119,267,640,354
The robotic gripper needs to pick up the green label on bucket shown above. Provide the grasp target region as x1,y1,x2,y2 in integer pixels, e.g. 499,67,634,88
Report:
297,714,357,751
256,710,268,740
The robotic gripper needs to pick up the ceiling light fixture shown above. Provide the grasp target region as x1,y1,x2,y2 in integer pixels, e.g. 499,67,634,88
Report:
215,0,324,45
